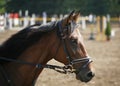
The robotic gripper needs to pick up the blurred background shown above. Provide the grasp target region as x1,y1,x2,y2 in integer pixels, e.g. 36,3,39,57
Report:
0,0,120,86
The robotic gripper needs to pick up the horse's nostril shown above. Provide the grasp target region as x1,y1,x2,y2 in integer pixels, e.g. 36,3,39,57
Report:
87,72,95,78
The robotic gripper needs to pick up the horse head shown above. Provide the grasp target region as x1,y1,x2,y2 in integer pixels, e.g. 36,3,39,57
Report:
54,10,95,82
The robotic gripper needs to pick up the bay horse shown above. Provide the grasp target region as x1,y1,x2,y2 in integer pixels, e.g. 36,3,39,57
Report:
0,11,95,86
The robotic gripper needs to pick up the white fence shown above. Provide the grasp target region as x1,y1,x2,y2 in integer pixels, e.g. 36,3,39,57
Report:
0,13,119,31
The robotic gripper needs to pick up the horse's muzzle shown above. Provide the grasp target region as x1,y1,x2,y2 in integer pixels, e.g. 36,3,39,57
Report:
76,70,95,82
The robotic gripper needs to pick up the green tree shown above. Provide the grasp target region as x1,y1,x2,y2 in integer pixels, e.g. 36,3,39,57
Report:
0,0,6,13
105,22,111,40
2,0,120,17
79,0,113,32
109,0,120,16
78,0,120,16
5,0,66,15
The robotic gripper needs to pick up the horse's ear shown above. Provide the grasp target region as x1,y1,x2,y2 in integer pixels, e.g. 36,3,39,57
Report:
66,10,75,23
73,11,80,22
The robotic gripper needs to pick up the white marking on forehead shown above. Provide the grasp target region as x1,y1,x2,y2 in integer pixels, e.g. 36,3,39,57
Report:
76,29,84,42
76,28,82,37
70,24,83,39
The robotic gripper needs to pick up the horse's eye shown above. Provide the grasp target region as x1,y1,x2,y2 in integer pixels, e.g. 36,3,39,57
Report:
68,23,71,25
71,39,77,44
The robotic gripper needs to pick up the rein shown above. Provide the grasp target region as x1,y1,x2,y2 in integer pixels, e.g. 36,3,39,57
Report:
0,56,71,73
0,56,72,86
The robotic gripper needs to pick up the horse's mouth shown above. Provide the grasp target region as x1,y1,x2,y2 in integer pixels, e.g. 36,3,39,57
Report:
76,75,92,82
75,71,95,82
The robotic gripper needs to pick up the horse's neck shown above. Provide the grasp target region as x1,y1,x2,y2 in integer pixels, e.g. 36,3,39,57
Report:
3,31,58,86
3,44,49,86
0,69,8,86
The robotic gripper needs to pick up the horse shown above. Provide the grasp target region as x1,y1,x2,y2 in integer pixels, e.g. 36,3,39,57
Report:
0,10,95,86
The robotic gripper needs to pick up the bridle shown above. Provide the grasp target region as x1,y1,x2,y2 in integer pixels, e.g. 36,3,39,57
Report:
56,20,92,70
0,20,92,86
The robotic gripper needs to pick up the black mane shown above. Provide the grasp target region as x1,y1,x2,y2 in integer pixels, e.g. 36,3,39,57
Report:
0,21,57,64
